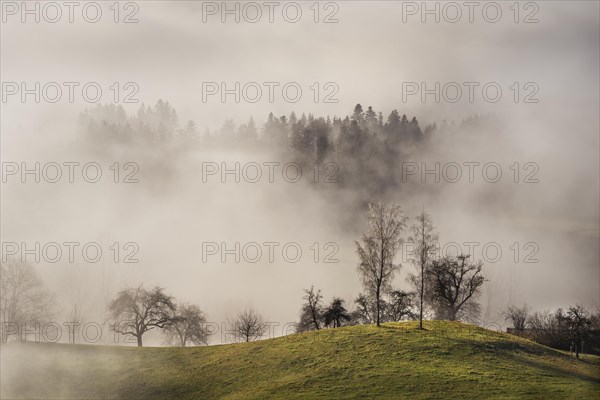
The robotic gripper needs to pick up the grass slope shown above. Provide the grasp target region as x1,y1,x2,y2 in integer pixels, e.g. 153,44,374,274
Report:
1,321,599,399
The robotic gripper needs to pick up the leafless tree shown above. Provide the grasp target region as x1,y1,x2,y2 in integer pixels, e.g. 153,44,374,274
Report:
352,292,378,324
591,303,600,332
386,290,417,322
407,209,438,329
0,258,55,341
561,305,593,359
528,309,568,347
356,202,407,326
164,303,209,347
298,286,324,332
426,255,485,321
108,285,176,347
233,309,266,342
323,297,351,328
503,304,530,331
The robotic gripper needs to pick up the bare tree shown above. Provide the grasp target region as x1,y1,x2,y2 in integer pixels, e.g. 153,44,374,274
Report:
561,305,593,359
591,303,600,332
0,258,55,341
386,290,417,322
356,202,407,326
298,286,324,332
529,309,568,348
108,285,176,347
164,303,209,347
298,286,323,332
426,255,485,321
352,292,378,324
504,304,530,331
323,297,351,328
407,209,438,330
233,309,266,342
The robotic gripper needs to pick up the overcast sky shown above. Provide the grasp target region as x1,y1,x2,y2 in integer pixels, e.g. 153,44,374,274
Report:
1,1,598,338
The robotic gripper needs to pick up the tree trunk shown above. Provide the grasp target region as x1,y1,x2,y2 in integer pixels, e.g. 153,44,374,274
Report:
312,307,320,330
450,309,457,321
420,216,425,330
377,235,384,328
376,287,381,327
575,342,580,359
137,335,143,347
419,262,424,330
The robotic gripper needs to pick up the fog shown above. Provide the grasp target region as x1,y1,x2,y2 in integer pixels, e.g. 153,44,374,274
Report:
1,0,598,353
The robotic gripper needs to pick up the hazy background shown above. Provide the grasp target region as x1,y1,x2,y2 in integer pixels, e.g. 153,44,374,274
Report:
1,1,598,343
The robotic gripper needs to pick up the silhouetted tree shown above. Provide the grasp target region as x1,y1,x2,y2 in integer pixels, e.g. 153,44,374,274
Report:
529,309,568,348
408,116,423,141
262,112,288,149
407,209,438,329
426,255,485,321
504,304,530,331
561,305,593,359
365,106,377,132
356,202,407,326
233,309,266,342
352,292,380,324
298,286,324,332
164,303,209,347
323,298,351,328
351,104,364,124
386,290,417,322
108,285,176,347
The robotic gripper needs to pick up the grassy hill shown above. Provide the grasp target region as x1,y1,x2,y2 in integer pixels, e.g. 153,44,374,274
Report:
1,321,599,399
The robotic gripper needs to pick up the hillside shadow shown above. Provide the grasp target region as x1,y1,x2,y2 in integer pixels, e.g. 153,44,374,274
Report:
374,326,600,384
447,337,600,384
504,353,600,384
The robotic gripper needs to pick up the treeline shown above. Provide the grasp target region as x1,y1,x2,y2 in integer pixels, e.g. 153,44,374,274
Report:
504,304,600,358
79,100,499,198
80,101,431,154
79,101,439,195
